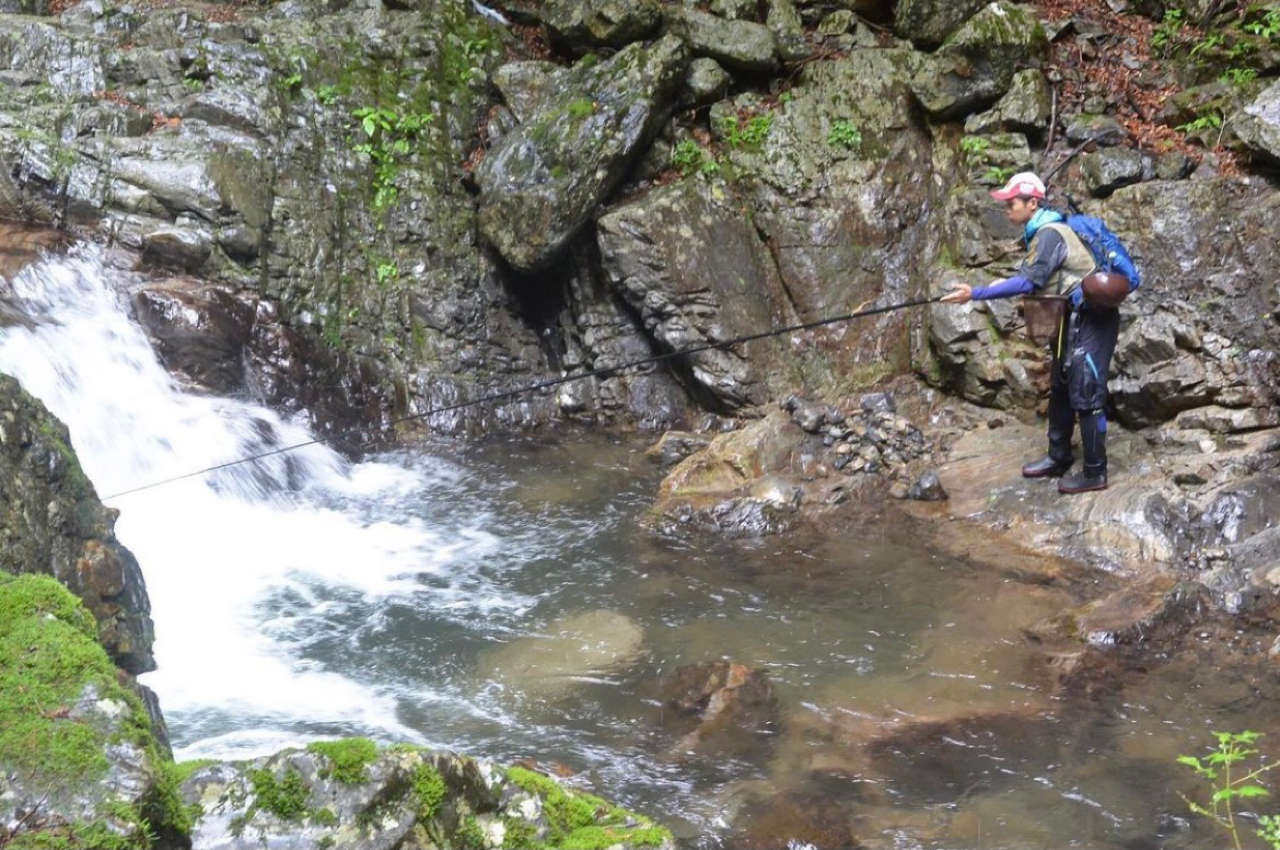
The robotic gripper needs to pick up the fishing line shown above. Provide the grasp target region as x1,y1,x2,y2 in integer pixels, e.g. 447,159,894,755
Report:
101,294,940,500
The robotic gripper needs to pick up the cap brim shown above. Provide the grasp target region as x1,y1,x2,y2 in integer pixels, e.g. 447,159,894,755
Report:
990,187,1044,201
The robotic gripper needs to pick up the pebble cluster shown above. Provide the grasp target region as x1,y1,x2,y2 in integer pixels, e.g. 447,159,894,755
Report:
782,392,931,475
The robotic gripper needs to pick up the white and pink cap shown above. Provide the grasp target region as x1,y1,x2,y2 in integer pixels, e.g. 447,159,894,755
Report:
990,172,1047,201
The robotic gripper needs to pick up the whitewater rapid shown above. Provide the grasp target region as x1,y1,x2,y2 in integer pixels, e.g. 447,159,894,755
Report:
0,247,515,759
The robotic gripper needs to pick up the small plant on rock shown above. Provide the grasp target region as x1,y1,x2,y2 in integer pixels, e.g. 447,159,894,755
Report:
352,105,434,214
671,139,718,176
828,119,862,151
1179,730,1280,850
721,112,773,148
983,165,1014,185
1245,9,1280,41
1152,7,1187,55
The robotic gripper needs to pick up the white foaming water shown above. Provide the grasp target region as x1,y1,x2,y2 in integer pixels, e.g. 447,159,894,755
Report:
0,247,511,758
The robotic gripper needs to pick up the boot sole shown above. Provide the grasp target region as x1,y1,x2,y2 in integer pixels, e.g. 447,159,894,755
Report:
1022,467,1071,479
1058,482,1108,494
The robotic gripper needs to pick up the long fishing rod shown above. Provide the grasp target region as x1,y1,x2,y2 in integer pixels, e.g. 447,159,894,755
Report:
102,293,941,500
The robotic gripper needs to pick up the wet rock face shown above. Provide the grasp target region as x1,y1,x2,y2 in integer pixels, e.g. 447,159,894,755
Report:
598,177,784,410
1102,180,1280,429
0,223,65,283
0,375,155,674
129,281,387,445
2,0,1267,449
476,35,689,274
132,283,255,394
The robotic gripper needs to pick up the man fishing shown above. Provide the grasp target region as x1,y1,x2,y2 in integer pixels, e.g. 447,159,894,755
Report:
939,172,1120,494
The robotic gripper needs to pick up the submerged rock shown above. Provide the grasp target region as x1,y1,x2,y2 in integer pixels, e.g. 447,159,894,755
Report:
727,788,859,850
659,661,779,758
477,609,645,701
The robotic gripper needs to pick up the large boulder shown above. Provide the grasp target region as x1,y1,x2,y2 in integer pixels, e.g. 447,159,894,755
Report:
597,177,783,409
1234,75,1280,162
909,2,1049,119
663,6,779,73
658,661,779,758
652,409,805,536
476,36,689,273
497,0,662,50
132,282,257,395
894,0,990,48
0,375,155,674
964,69,1052,136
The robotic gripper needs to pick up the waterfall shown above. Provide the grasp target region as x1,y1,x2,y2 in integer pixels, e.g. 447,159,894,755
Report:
0,246,514,759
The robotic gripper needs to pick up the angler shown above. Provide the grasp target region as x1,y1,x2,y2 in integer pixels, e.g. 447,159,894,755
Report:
940,171,1132,495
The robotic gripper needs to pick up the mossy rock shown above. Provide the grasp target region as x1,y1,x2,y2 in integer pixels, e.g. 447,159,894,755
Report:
0,574,184,849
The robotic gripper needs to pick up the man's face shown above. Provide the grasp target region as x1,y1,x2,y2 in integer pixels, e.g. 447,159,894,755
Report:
1004,196,1038,225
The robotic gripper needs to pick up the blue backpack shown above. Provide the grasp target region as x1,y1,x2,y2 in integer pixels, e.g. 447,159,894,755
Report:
1064,214,1142,291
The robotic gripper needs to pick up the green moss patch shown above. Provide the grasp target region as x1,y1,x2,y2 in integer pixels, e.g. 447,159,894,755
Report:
505,767,671,850
0,574,120,786
308,737,379,784
247,767,311,821
413,761,447,820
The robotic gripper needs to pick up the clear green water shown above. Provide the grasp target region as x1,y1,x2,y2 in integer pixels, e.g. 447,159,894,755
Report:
236,436,1280,850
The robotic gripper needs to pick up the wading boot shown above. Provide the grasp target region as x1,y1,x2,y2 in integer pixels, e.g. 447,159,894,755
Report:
1021,456,1072,478
1024,396,1076,479
1059,411,1108,494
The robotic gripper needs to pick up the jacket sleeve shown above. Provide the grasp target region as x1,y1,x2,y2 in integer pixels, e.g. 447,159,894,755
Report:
972,276,1035,300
